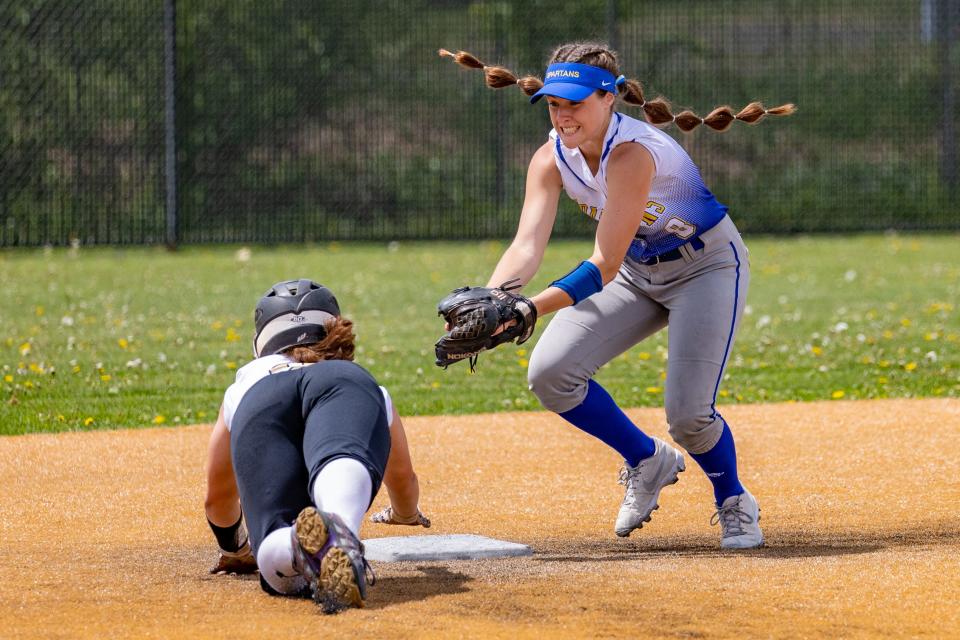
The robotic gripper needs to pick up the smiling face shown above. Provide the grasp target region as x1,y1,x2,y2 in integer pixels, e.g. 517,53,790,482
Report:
546,91,616,152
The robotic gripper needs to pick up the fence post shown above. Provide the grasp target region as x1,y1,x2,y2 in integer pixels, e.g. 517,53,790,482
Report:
163,0,178,248
938,0,958,199
607,0,618,52
494,8,507,231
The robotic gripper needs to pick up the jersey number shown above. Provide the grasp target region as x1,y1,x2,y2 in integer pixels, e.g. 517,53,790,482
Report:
664,217,696,239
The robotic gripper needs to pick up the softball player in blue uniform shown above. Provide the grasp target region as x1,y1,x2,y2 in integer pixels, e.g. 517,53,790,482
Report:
204,279,429,612
441,43,794,549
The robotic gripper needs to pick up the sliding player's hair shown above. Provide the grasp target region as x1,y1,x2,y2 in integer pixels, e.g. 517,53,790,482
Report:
283,317,356,363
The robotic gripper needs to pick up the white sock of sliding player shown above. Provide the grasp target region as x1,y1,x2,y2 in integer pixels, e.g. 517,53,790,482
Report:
257,526,308,595
311,457,373,538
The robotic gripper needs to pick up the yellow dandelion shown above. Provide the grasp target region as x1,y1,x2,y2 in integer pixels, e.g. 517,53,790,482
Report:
638,352,651,360
153,415,166,424
56,414,66,422
859,355,873,364
516,348,527,357
24,381,34,389
811,346,823,356
718,389,729,398
3,375,12,383
430,381,440,389
831,390,845,399
518,358,529,367
225,328,240,342
197,411,208,419
83,417,94,426
904,362,917,372
72,365,81,373
878,360,890,368
645,386,661,394
100,374,111,382
225,361,237,370
935,302,953,313
924,332,938,341
118,338,128,349
35,306,44,316
900,318,912,327
28,363,42,373
211,321,224,330
882,330,894,339
19,342,31,356
878,377,888,384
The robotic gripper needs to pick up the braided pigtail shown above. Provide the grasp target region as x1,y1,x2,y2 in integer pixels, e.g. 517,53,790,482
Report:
440,43,796,133
618,78,674,126
438,48,542,98
619,77,796,133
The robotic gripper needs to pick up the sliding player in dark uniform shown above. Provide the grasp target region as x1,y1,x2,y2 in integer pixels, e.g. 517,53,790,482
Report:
204,279,429,612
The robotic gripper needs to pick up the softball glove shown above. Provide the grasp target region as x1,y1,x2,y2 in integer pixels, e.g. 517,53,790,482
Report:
434,280,537,371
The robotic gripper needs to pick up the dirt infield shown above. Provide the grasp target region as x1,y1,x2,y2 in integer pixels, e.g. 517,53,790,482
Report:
2,398,959,639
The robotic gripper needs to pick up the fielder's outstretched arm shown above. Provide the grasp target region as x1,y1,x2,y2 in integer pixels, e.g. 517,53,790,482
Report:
531,142,654,317
486,142,562,289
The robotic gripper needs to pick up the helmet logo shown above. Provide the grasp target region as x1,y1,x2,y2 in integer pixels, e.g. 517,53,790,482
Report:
290,315,306,323
297,332,308,342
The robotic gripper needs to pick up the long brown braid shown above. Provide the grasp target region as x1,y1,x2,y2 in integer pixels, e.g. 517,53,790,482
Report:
439,43,795,133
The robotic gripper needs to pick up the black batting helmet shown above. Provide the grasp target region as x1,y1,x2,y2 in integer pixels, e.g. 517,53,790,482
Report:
253,279,341,357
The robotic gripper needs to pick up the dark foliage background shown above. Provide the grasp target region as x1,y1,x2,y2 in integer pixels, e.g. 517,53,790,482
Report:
1,0,958,245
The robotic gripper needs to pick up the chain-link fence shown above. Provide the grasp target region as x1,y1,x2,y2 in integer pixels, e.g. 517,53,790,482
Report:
1,0,958,246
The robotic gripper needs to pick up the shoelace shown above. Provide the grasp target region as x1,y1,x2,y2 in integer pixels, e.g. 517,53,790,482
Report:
710,499,755,537
362,556,377,586
354,539,377,586
617,465,644,505
617,465,641,487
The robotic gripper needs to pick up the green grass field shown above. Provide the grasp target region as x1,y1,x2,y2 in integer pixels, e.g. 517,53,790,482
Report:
1,234,958,435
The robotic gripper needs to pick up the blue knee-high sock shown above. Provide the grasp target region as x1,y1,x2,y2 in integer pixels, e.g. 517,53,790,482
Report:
689,419,745,506
558,379,656,467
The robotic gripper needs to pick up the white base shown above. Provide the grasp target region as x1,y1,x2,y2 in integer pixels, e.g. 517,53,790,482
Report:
363,534,532,562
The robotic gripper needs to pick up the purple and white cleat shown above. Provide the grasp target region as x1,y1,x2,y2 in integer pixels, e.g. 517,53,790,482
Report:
291,507,375,613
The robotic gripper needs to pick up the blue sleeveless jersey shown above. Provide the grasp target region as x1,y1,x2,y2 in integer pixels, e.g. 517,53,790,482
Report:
549,112,728,262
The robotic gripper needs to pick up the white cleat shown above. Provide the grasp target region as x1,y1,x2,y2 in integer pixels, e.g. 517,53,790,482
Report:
614,437,686,537
712,490,765,549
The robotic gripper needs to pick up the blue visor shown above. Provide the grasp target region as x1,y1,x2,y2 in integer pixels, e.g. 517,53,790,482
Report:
530,62,621,104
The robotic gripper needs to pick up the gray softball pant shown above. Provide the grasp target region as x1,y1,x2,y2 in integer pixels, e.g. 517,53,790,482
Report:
528,215,749,455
